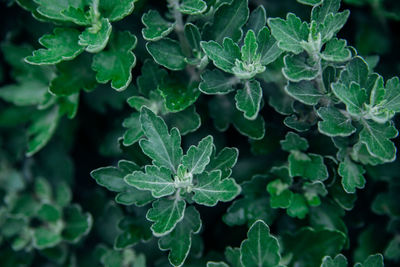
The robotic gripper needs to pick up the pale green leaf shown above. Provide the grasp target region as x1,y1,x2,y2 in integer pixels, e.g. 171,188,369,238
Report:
199,69,237,95
319,11,350,43
182,135,214,175
287,193,309,219
331,82,367,116
298,0,322,5
33,0,86,22
206,147,239,179
317,107,356,137
285,80,323,105
78,18,112,53
184,23,202,52
179,0,207,15
122,113,143,146
321,38,351,62
99,0,136,22
200,38,240,73
283,53,319,82
338,157,366,193
381,77,400,112
147,38,186,70
235,80,262,120
320,254,348,267
257,26,282,66
244,6,266,35
311,0,341,24
289,151,328,181
142,10,174,41
241,30,258,63
0,81,48,106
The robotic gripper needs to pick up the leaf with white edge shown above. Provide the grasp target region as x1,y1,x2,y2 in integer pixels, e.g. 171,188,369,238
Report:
61,5,91,26
200,38,240,73
317,107,356,137
267,179,293,208
321,254,348,267
147,38,186,71
235,80,262,120
204,0,249,43
257,26,282,66
146,198,186,236
33,0,86,22
268,13,309,54
298,0,322,5
284,114,311,132
285,80,323,105
225,247,242,267
239,220,281,267
99,0,136,22
199,69,237,95
179,0,207,15
244,6,266,35
159,206,202,267
207,262,229,267
289,151,328,181
354,254,384,267
26,108,60,157
359,119,398,162
287,193,309,219
25,28,84,65
139,107,183,173
241,30,258,63
182,135,214,175
381,77,400,112
33,227,61,249
92,31,137,91
122,113,143,146
62,204,92,243
192,170,240,206
158,77,200,112
302,181,328,206
338,157,366,193
319,11,350,43
142,10,175,41
321,38,351,62
233,110,266,140
339,56,369,88
78,18,112,53
137,59,168,96
184,23,202,52
0,81,48,106
331,82,367,116
280,131,309,152
206,147,239,179
124,165,175,198
311,0,341,24
283,53,319,82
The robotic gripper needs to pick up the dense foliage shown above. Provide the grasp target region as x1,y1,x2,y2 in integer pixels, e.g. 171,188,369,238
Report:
1,0,400,266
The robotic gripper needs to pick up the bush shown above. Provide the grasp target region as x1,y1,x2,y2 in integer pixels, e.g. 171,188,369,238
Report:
1,0,400,266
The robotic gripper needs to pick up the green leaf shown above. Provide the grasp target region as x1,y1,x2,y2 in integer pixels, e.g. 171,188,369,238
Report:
257,26,282,66
137,59,168,96
206,147,239,179
49,55,97,96
339,57,369,88
62,204,92,243
311,0,341,24
285,80,323,105
287,193,309,219
235,80,262,120
321,38,351,62
146,198,186,236
124,165,175,198
268,13,309,54
320,254,348,267
184,23,202,52
139,107,183,173
33,0,86,22
302,181,328,206
355,254,384,267
319,11,350,43
359,119,398,162
283,53,319,82
33,228,61,249
179,0,207,15
207,262,229,267
142,10,174,41
78,18,112,53
267,179,293,208
241,30,258,63
99,0,136,22
280,131,309,152
37,203,62,222
26,108,60,157
122,113,143,146
158,77,200,112
92,31,137,91
385,237,400,262
240,220,281,267
380,77,400,112
244,6,266,35
25,28,84,65
331,82,367,116
182,135,214,175
192,170,241,206
34,177,52,202
164,106,202,135
159,206,202,267
225,247,242,267
338,157,366,193
147,38,186,70
204,0,249,43
199,69,236,95
289,151,328,181
298,0,322,5
200,38,240,74
284,114,311,132
114,217,152,249
317,107,356,137
0,81,48,106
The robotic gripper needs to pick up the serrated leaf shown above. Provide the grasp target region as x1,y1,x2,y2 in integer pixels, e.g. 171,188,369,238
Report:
206,147,239,179
159,206,202,267
283,53,319,82
241,30,258,63
359,119,398,162
321,38,351,62
317,107,356,137
139,107,183,173
267,179,293,208
158,77,200,112
284,114,311,132
79,18,112,53
147,38,186,71
199,69,236,95
114,217,152,249
122,113,143,146
164,106,202,135
225,247,242,267
311,0,341,24
380,77,400,112
124,165,175,198
289,151,328,181
244,6,266,35
25,28,84,65
280,131,309,152
200,38,240,73
239,220,281,267
298,0,322,5
179,0,207,15
99,0,136,22
204,0,249,43
285,80,323,105
0,81,48,106
62,204,92,243
92,31,137,91
332,82,367,116
235,80,262,120
268,13,309,54
355,254,384,267
146,198,186,236
184,23,202,52
319,11,350,43
192,170,241,206
338,157,365,194
142,10,174,41
33,0,86,22
137,59,167,96
320,254,348,267
339,57,369,88
207,262,229,267
257,26,282,66
182,135,214,175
